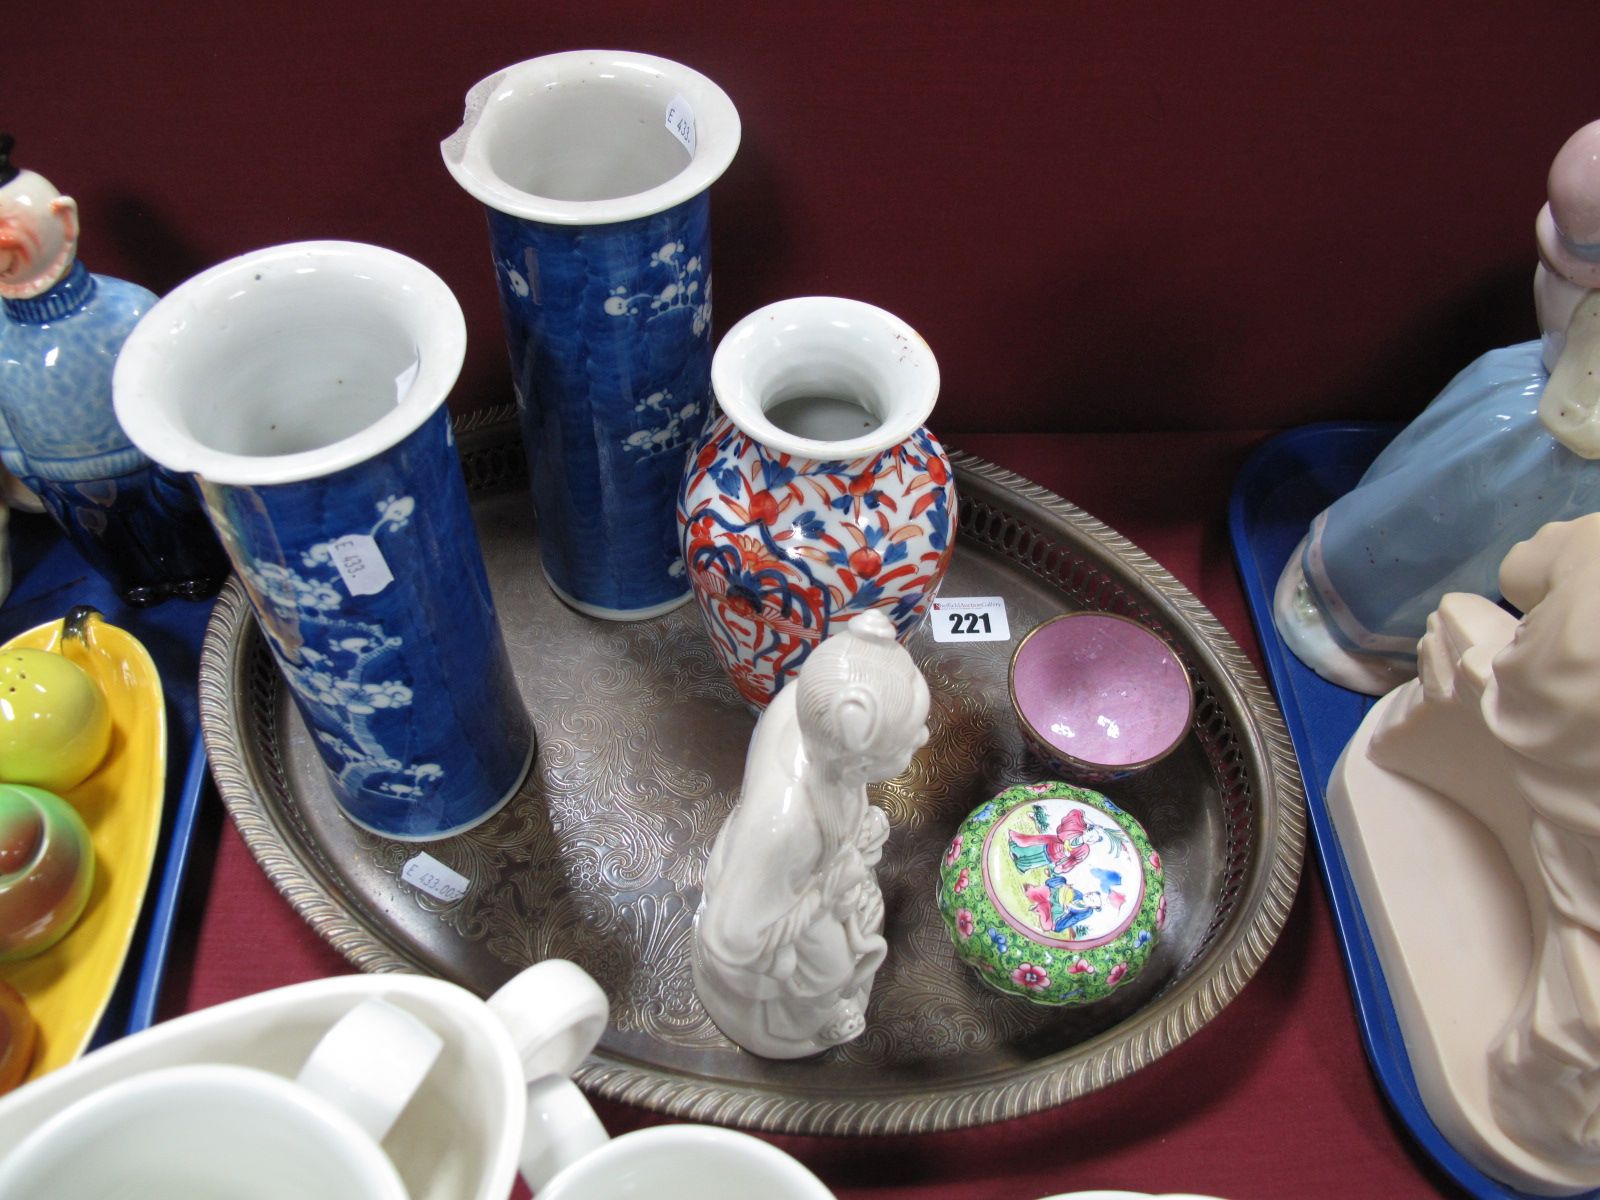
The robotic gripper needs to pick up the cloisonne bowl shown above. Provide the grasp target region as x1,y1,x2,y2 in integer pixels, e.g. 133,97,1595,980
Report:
1010,611,1193,783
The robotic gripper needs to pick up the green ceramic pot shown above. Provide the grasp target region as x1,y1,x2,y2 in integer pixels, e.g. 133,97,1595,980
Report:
936,781,1165,1005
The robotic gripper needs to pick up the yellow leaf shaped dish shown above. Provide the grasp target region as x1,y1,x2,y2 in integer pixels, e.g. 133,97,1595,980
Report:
0,607,165,1086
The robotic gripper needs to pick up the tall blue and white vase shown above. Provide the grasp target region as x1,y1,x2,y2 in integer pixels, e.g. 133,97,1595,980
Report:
0,137,229,604
442,51,741,620
114,242,533,840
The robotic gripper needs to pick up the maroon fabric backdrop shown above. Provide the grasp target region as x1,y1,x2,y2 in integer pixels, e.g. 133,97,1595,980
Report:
12,1,1599,435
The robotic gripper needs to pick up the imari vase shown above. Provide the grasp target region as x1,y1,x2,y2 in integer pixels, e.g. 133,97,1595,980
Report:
442,51,741,620
678,297,957,709
113,242,532,840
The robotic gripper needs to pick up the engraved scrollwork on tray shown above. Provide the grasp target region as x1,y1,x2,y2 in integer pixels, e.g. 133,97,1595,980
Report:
200,426,1307,1135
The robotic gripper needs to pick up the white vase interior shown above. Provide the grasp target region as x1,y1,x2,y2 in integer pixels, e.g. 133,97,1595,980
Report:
714,298,939,461
114,243,464,486
763,393,884,443
442,53,741,226
482,80,693,203
157,270,434,458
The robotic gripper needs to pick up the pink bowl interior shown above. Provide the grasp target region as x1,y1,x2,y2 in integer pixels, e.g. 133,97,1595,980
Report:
1012,614,1191,768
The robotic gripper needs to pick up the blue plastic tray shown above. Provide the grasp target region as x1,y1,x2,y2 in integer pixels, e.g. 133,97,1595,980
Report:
1228,422,1587,1200
0,509,215,1046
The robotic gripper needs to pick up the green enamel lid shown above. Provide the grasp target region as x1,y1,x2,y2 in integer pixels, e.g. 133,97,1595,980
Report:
936,781,1166,1005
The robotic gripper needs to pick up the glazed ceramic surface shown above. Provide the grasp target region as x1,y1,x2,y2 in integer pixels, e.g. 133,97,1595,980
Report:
515,977,833,1197
0,996,444,1200
0,268,227,604
1275,120,1600,695
0,146,226,603
679,297,955,708
443,51,740,619
694,610,928,1058
0,609,165,1084
938,782,1165,1005
0,785,93,963
0,973,532,1200
1328,515,1600,1195
113,242,531,839
1280,341,1600,684
1011,612,1193,783
533,1119,835,1199
0,1065,411,1200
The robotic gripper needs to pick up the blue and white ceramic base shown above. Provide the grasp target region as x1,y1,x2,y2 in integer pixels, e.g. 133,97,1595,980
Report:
0,263,229,603
485,196,713,619
27,462,232,606
201,409,534,839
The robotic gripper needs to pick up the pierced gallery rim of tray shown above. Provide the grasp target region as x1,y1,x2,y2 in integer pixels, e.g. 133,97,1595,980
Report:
198,416,1305,1136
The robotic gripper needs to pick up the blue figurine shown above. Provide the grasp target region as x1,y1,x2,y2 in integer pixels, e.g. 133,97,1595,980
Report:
0,136,227,604
1275,120,1600,694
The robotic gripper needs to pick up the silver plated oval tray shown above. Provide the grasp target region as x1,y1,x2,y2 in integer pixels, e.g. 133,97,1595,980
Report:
199,422,1305,1136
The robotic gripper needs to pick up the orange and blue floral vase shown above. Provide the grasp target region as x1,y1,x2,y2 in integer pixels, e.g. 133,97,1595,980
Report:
678,297,956,709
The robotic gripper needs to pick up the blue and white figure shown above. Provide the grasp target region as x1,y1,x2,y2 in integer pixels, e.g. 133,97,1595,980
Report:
114,242,532,839
443,51,740,620
1275,120,1600,695
0,139,228,603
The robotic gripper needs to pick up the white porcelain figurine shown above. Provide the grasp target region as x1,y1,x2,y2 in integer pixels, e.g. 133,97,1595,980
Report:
1328,514,1600,1194
1275,120,1600,694
692,609,930,1059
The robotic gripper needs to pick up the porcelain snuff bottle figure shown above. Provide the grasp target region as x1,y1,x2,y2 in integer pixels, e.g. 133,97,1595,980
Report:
1328,514,1600,1194
1274,119,1600,694
0,136,227,604
692,609,930,1059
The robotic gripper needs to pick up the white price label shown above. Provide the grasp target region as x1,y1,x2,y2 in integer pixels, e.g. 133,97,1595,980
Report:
331,533,394,597
930,596,1011,643
664,93,697,156
402,852,470,903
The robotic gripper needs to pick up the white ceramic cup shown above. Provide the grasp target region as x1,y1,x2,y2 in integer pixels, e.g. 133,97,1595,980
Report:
0,997,442,1200
520,1075,834,1199
485,961,831,1199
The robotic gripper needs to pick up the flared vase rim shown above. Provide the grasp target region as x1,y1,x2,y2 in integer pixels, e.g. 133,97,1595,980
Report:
112,240,466,487
711,296,941,462
440,49,741,227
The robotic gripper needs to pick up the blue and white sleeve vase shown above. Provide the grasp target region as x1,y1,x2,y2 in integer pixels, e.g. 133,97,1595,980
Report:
442,51,741,621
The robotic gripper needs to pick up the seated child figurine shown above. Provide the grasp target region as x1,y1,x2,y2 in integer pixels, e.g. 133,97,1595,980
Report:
1275,120,1600,694
692,609,930,1059
1327,514,1600,1194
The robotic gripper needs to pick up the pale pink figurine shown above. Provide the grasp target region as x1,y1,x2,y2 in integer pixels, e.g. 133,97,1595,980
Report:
1329,514,1600,1194
692,609,930,1059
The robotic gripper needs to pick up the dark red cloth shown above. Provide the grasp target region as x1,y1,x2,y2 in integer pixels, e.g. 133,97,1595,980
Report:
10,2,1593,441
163,432,1460,1198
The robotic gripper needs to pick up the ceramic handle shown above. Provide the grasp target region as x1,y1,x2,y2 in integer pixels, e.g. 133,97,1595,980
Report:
486,959,610,1083
294,997,444,1144
518,1074,611,1192
486,960,611,1193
